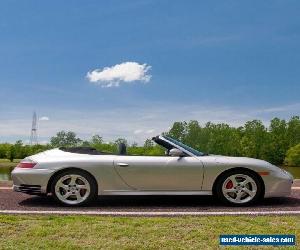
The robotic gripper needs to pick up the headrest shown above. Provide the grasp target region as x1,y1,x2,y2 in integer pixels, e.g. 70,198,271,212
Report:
118,143,127,155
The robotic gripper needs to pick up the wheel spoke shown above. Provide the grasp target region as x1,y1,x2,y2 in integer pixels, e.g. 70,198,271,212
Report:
56,181,68,191
224,188,236,193
69,176,77,185
243,187,256,197
229,176,238,187
241,176,252,186
62,192,71,199
76,192,82,200
235,191,243,201
77,184,88,190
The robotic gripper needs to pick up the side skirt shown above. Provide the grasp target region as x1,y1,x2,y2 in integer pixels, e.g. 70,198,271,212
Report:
101,190,212,195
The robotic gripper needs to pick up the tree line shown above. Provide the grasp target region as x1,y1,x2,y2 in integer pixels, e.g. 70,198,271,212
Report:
167,116,300,166
0,116,299,166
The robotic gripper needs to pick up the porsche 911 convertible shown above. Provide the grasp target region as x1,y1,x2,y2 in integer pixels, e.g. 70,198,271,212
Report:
12,135,293,206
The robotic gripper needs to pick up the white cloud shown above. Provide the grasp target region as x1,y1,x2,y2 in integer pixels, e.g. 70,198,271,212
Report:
132,129,155,136
146,129,155,134
39,116,49,121
133,129,143,134
87,61,151,87
256,103,300,114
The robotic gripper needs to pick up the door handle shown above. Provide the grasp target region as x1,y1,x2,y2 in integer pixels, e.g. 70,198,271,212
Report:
117,163,129,167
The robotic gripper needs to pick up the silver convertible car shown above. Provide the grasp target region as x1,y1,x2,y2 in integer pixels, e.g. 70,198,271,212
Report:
12,135,293,206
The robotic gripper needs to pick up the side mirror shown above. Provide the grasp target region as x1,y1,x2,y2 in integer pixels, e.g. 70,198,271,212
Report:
169,148,185,157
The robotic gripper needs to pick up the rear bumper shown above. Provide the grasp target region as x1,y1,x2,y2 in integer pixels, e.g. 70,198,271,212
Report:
11,168,55,194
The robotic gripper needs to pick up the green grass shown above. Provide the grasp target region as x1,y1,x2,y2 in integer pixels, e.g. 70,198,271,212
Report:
0,215,299,249
0,159,20,168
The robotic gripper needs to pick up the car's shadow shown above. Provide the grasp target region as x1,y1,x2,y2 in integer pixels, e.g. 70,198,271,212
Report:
18,194,300,210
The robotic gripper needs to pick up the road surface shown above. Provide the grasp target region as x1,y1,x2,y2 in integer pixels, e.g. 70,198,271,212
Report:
0,180,299,216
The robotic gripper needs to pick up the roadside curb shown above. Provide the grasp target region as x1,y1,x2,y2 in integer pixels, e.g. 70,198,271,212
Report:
294,179,300,184
1,186,300,190
0,181,13,187
1,210,300,216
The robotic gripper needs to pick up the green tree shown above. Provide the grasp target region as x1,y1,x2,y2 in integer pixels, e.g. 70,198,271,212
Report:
91,135,103,145
14,140,23,159
0,143,11,159
93,142,116,154
168,122,187,141
195,122,212,153
287,116,300,148
81,141,91,146
6,145,16,162
204,123,241,155
114,138,128,146
144,138,154,148
145,146,165,156
184,120,202,149
240,120,268,159
266,118,288,165
284,144,300,167
50,131,82,147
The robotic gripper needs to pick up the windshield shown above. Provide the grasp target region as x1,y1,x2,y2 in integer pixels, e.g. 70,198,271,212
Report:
163,136,205,156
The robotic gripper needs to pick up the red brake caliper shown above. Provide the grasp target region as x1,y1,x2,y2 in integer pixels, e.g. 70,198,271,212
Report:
226,180,233,189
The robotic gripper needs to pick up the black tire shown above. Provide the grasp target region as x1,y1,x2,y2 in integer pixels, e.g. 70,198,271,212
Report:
214,169,263,206
51,169,97,206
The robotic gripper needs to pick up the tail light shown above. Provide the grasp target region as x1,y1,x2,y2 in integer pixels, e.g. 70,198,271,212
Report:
16,160,37,169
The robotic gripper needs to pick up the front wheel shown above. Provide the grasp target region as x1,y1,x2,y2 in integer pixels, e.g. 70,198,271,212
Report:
51,170,97,206
215,170,263,206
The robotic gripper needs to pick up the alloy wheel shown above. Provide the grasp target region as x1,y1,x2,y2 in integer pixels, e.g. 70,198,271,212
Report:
54,174,91,205
221,174,257,204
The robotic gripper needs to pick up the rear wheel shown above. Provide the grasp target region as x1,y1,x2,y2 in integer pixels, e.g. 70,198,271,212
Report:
215,169,263,206
51,170,97,206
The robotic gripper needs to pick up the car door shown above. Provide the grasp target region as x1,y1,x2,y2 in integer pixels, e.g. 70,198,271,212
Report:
114,155,204,191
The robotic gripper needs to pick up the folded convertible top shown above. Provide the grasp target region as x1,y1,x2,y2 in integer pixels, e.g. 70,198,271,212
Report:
59,147,111,155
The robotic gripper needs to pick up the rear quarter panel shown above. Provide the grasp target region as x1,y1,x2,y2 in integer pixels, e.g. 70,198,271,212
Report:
29,149,131,194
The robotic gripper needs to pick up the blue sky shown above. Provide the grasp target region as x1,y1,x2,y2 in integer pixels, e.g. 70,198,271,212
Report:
0,0,299,144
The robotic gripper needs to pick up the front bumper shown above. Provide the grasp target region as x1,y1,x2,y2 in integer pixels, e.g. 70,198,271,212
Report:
11,168,55,194
263,169,293,198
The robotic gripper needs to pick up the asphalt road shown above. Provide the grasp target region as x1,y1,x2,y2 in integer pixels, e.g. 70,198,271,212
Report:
0,181,300,214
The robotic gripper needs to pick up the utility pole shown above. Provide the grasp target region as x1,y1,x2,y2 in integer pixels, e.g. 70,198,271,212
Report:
30,111,38,145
